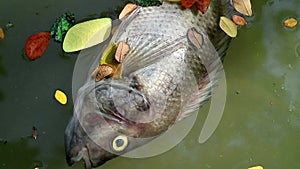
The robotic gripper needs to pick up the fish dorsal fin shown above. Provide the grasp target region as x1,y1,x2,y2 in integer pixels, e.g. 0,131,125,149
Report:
177,28,227,144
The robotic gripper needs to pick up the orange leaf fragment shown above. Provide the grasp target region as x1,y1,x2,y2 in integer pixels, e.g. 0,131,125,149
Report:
92,64,114,82
181,0,196,8
284,18,298,28
119,3,139,20
115,41,130,63
25,32,51,60
195,0,211,13
232,15,247,26
0,27,4,40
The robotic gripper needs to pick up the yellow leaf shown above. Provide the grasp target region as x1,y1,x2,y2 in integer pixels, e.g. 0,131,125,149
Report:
100,42,119,70
233,0,253,16
219,16,237,38
284,18,298,28
54,90,67,105
63,18,112,52
248,165,263,169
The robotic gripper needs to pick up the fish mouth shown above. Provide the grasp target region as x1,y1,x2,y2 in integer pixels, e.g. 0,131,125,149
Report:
66,146,106,169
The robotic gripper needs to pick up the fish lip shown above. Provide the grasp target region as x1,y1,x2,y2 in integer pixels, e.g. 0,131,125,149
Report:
66,146,93,169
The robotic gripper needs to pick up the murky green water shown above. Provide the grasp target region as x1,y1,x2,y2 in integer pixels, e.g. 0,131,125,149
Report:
1,0,300,169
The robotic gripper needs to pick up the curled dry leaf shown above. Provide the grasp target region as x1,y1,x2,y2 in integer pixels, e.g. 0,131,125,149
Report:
284,18,298,28
0,27,4,40
115,41,130,63
187,27,203,49
233,0,252,16
232,15,247,26
219,16,237,38
119,3,139,20
93,64,114,82
54,89,68,105
195,0,211,13
181,0,196,8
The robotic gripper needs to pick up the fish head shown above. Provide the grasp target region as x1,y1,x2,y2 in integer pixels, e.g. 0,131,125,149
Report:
65,80,151,168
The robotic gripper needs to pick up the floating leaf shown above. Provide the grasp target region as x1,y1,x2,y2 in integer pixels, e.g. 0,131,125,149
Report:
0,27,4,40
181,0,196,8
25,32,51,60
233,0,252,16
134,0,162,7
92,65,114,82
115,41,130,63
54,89,67,105
284,18,298,28
195,0,211,13
119,3,139,20
100,42,119,69
63,18,112,52
50,12,75,42
187,27,203,49
219,16,237,38
232,15,247,26
248,166,263,169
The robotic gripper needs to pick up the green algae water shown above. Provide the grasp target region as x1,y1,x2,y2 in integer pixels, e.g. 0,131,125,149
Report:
0,0,300,169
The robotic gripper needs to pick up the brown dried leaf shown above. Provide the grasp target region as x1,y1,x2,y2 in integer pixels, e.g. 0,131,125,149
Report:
115,41,130,63
187,27,203,49
119,3,138,20
232,15,247,26
284,18,298,28
92,65,114,82
219,16,237,38
0,27,4,40
233,0,252,16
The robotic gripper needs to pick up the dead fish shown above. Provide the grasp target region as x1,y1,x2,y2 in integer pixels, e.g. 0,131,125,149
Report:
65,0,235,168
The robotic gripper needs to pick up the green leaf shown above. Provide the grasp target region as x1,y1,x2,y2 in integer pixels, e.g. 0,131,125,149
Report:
63,18,112,52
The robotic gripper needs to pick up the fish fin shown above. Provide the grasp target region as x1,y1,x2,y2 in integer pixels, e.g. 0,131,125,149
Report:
72,19,122,102
176,29,227,144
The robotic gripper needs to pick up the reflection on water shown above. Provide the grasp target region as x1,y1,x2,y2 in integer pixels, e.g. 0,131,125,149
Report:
0,0,300,169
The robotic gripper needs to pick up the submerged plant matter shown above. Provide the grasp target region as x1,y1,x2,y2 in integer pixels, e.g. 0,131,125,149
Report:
50,12,76,42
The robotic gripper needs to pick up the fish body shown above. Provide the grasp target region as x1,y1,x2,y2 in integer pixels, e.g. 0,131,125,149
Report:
65,0,234,168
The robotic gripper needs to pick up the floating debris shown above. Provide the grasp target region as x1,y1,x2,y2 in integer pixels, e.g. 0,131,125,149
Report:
232,15,247,26
54,89,68,105
0,27,4,40
283,18,298,28
92,64,114,82
63,18,112,52
219,16,237,37
133,0,162,7
195,0,211,13
187,27,203,49
119,3,139,20
248,166,263,169
25,32,51,60
6,22,13,29
50,12,76,42
32,127,38,140
232,0,253,16
115,41,130,63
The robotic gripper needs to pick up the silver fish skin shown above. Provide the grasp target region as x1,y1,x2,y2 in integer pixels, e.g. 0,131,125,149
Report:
65,0,234,168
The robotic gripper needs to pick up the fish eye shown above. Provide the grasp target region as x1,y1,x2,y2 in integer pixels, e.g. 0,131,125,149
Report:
112,135,128,152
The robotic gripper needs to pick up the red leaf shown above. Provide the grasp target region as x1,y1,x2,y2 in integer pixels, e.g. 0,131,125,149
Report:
25,32,51,60
181,0,196,8
195,0,211,13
